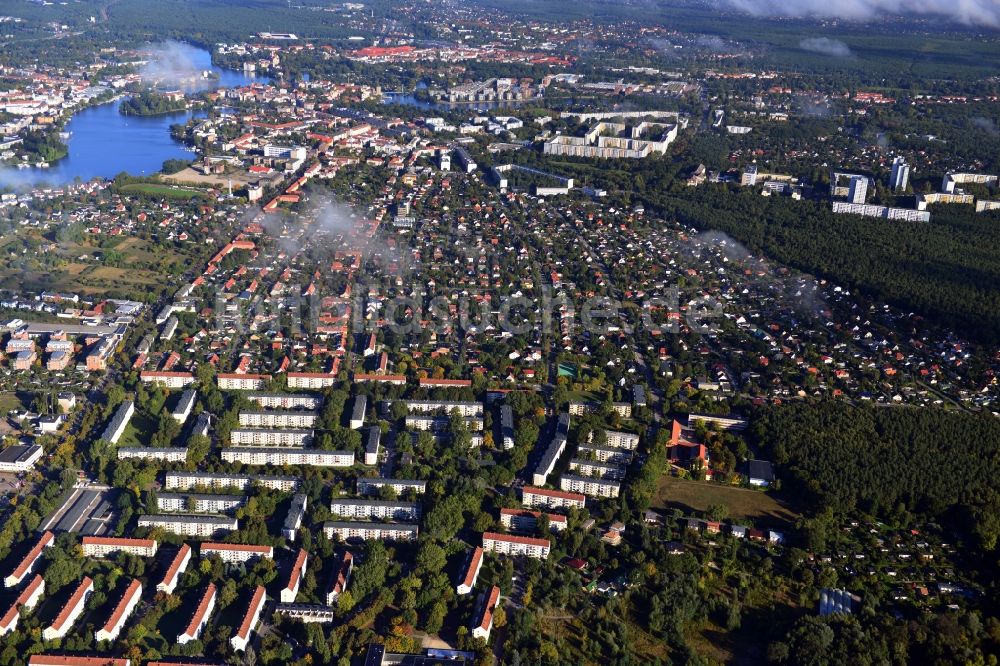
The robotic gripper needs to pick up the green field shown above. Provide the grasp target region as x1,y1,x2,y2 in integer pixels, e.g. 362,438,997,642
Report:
117,182,207,199
651,475,800,527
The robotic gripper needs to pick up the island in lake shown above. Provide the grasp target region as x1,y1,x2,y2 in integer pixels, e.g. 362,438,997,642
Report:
119,90,187,116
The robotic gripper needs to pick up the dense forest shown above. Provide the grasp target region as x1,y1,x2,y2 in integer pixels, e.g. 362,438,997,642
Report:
752,402,1000,551
644,186,1000,343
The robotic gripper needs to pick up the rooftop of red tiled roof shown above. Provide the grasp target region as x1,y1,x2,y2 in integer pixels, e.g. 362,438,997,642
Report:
235,586,266,639
82,536,155,548
182,583,217,638
50,576,93,631
201,543,272,553
9,531,54,580
461,547,484,588
160,544,191,588
285,549,308,592
482,532,551,547
101,579,142,634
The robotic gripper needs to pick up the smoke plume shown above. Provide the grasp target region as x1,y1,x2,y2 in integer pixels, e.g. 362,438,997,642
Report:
799,37,853,57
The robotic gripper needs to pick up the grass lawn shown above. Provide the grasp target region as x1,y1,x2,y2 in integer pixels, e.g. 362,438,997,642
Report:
652,475,801,528
0,392,28,419
118,182,207,199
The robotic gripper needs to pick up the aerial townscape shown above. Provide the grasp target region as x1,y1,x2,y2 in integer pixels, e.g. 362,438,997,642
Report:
0,0,999,665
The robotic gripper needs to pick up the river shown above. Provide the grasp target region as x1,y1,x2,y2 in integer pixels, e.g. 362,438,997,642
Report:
11,45,263,188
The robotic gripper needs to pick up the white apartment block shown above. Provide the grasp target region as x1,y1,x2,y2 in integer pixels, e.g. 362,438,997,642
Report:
405,415,485,432
43,576,93,641
456,546,483,595
157,544,191,595
330,499,421,522
177,583,216,645
117,447,188,462
217,373,270,391
482,532,551,559
590,430,640,450
560,474,621,498
157,493,245,514
287,372,337,389
398,400,483,417
323,521,419,542
532,434,566,486
500,508,567,532
0,574,44,637
281,549,308,603
222,447,354,467
200,543,274,565
831,201,930,222
567,459,627,481
164,471,299,493
521,486,586,510
81,536,158,558
357,477,426,496
140,371,196,388
471,585,501,641
230,428,314,447
95,579,142,642
239,410,318,428
231,585,266,652
102,400,134,444
365,426,381,466
137,514,238,538
326,551,353,605
172,390,196,424
283,494,308,541
275,604,337,624
4,530,53,588
248,392,322,410
577,444,633,465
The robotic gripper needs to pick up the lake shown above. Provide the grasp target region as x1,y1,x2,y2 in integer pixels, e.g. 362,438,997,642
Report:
11,45,263,188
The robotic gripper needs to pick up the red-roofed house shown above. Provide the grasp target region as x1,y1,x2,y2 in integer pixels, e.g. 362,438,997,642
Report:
456,546,483,595
471,585,501,640
482,532,551,559
230,585,266,652
0,574,44,636
326,551,353,605
281,549,308,603
29,656,130,666
178,583,217,644
4,530,53,588
200,542,273,565
157,544,191,595
95,579,142,642
43,576,93,640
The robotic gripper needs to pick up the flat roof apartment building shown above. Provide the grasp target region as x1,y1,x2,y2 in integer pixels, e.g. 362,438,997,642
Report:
330,499,421,522
200,542,274,565
137,514,238,538
560,474,621,498
323,521,419,542
221,447,354,467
